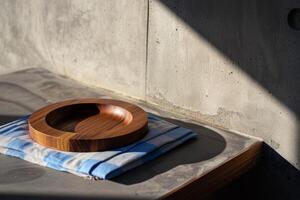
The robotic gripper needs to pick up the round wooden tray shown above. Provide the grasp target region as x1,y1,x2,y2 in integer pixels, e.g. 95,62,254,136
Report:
28,99,148,152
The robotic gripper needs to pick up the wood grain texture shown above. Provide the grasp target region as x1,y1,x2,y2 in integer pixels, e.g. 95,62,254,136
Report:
28,99,148,152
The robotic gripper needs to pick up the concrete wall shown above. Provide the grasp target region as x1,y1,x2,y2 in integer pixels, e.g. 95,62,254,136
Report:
147,0,300,169
0,0,299,169
0,0,148,98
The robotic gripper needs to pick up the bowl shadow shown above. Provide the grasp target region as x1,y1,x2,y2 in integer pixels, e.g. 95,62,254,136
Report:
113,114,226,185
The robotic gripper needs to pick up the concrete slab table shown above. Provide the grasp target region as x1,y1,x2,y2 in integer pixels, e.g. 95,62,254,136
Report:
0,68,262,200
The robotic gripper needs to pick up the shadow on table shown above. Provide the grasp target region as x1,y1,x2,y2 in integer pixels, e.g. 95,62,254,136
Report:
0,194,146,200
114,115,226,185
0,115,24,125
0,113,226,187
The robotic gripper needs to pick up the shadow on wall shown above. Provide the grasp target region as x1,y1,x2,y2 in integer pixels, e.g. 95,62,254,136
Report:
157,0,300,199
159,0,300,117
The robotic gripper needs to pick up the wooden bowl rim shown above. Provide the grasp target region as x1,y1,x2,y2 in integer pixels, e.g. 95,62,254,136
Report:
28,99,148,140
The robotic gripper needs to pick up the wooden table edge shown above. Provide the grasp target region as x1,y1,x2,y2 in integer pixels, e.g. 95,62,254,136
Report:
160,141,263,200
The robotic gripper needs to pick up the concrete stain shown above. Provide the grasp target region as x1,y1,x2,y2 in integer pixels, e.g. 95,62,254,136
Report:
147,94,244,132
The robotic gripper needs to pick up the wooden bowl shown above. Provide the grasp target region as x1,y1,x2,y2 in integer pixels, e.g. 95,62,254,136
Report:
28,99,148,152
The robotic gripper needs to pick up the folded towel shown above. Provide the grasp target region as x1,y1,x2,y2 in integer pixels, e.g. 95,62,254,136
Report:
0,114,197,179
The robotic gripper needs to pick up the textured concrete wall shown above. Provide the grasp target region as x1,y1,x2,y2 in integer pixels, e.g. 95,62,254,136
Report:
147,0,300,168
0,0,299,169
0,0,148,98
0,1,43,74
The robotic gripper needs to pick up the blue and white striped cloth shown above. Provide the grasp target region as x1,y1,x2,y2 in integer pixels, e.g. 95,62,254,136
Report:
0,114,197,179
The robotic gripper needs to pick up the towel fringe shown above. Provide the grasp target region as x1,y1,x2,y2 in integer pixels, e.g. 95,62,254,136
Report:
85,175,101,180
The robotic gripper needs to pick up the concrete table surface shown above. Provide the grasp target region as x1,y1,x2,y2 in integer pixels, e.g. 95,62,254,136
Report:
0,68,261,200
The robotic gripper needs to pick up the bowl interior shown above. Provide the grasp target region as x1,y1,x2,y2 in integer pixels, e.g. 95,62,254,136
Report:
45,103,133,134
